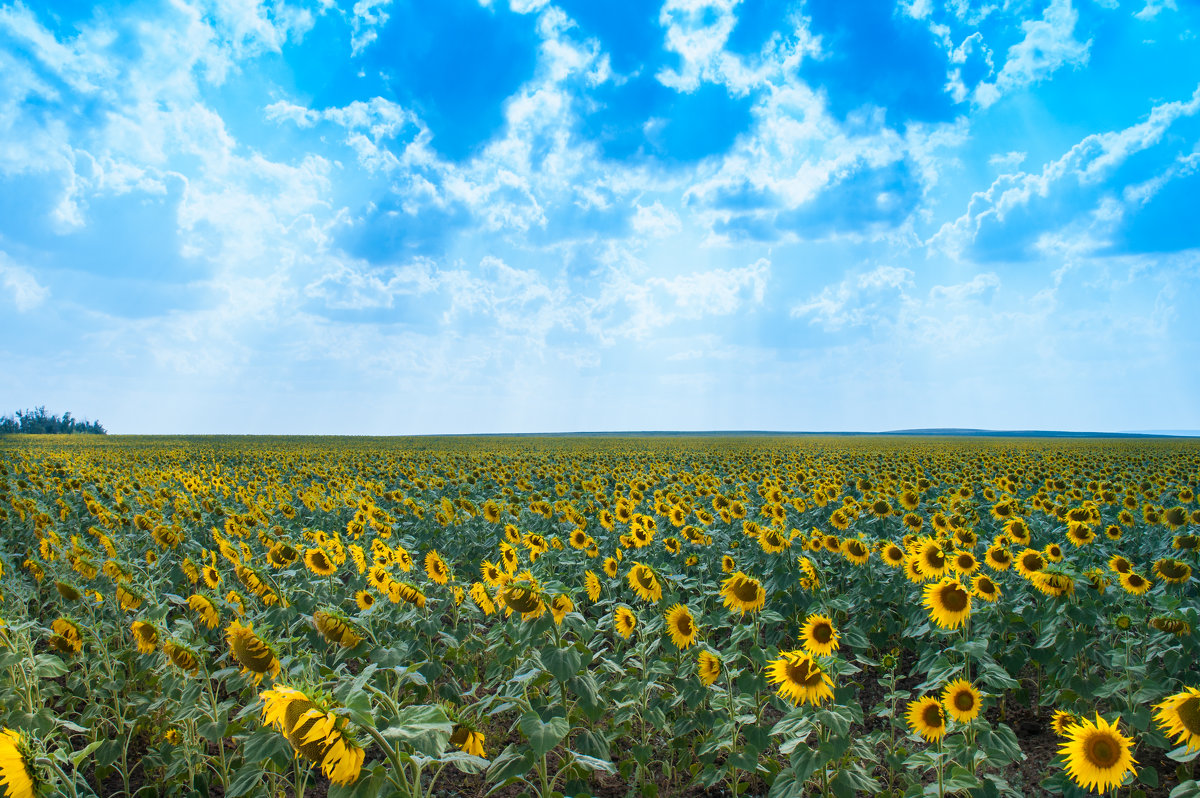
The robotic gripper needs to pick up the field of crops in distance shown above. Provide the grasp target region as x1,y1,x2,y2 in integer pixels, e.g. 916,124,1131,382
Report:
1,435,1198,798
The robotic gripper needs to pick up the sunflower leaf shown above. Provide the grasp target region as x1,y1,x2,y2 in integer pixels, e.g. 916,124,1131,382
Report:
519,711,568,757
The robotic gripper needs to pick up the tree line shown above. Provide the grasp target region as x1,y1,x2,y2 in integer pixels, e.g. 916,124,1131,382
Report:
0,406,107,435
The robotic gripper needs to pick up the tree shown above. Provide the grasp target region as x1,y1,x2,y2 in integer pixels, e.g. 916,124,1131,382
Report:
0,407,107,434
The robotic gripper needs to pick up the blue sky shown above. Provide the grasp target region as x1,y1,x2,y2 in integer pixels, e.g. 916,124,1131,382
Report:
2,0,1198,434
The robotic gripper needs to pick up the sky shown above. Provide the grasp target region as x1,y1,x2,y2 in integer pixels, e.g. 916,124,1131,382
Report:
1,0,1199,434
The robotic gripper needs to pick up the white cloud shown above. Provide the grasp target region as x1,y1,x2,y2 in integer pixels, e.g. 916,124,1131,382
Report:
0,253,49,311
349,0,392,56
632,201,682,238
973,0,1091,107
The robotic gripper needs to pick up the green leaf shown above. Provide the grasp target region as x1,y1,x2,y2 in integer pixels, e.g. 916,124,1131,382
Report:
542,646,582,683
519,711,568,757
570,752,616,774
1170,780,1200,798
381,704,452,757
486,744,534,785
34,654,68,678
1168,745,1200,764
69,741,103,769
440,750,490,774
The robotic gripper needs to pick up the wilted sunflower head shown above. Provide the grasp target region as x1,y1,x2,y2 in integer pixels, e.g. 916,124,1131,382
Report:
131,620,159,655
627,563,662,603
260,685,364,786
227,620,281,682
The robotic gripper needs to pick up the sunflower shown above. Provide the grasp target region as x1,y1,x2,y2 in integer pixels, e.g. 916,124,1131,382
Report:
550,594,574,625
203,565,222,589
1118,571,1152,596
163,640,201,675
1154,558,1192,585
721,555,736,573
766,650,834,706
0,728,38,798
906,696,946,742
1065,523,1095,547
697,650,721,686
984,545,1012,571
923,578,972,630
267,542,299,568
424,551,450,585
188,594,220,630
941,679,981,723
841,538,870,565
1154,687,1200,752
450,725,486,758
499,576,544,620
1108,554,1132,574
603,557,619,578
665,604,698,649
1059,713,1136,794
971,574,1000,602
585,570,601,602
721,571,765,615
1014,548,1046,578
613,605,636,639
1052,709,1080,737
950,550,978,575
469,582,496,615
226,620,281,683
1043,543,1064,563
304,548,337,577
49,618,82,655
918,540,948,578
131,620,159,655
480,561,504,587
880,543,906,567
627,563,663,603
260,685,364,786
800,613,840,657
388,580,427,609
354,590,374,611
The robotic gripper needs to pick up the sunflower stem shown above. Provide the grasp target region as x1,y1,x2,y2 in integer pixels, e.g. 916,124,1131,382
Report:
39,756,79,798
361,723,411,795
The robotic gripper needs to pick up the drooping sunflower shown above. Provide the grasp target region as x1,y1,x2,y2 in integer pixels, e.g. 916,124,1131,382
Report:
303,548,337,577
1059,713,1136,794
450,724,486,758
800,613,840,657
613,605,636,639
627,563,663,603
469,582,496,615
49,617,82,656
388,580,427,609
941,679,982,722
188,594,220,630
766,650,834,707
550,594,574,625
131,620,159,655
226,620,281,683
1154,558,1192,585
163,639,201,675
1108,554,1132,574
697,650,721,686
1052,709,1080,737
923,578,972,630
665,604,698,649
0,728,38,798
720,571,765,615
424,551,450,585
1154,687,1200,752
585,570,601,602
260,685,364,786
267,542,299,568
906,696,947,742
499,575,544,620
1118,571,1152,596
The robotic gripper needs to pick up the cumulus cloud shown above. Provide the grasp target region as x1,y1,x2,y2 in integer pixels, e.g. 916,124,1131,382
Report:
973,0,1091,107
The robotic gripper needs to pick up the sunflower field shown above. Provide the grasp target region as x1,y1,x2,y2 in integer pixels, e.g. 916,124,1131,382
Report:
1,435,1198,798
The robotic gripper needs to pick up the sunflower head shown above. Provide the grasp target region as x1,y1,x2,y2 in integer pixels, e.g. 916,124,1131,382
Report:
697,650,721,686
1052,709,1080,737
800,613,840,657
665,604,698,649
627,563,663,603
313,610,364,649
260,685,364,786
226,620,281,683
613,605,636,639
906,696,946,742
0,728,43,798
767,650,834,707
1059,713,1136,794
941,679,981,723
923,578,972,630
131,620,159,655
720,571,765,615
1154,687,1200,753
